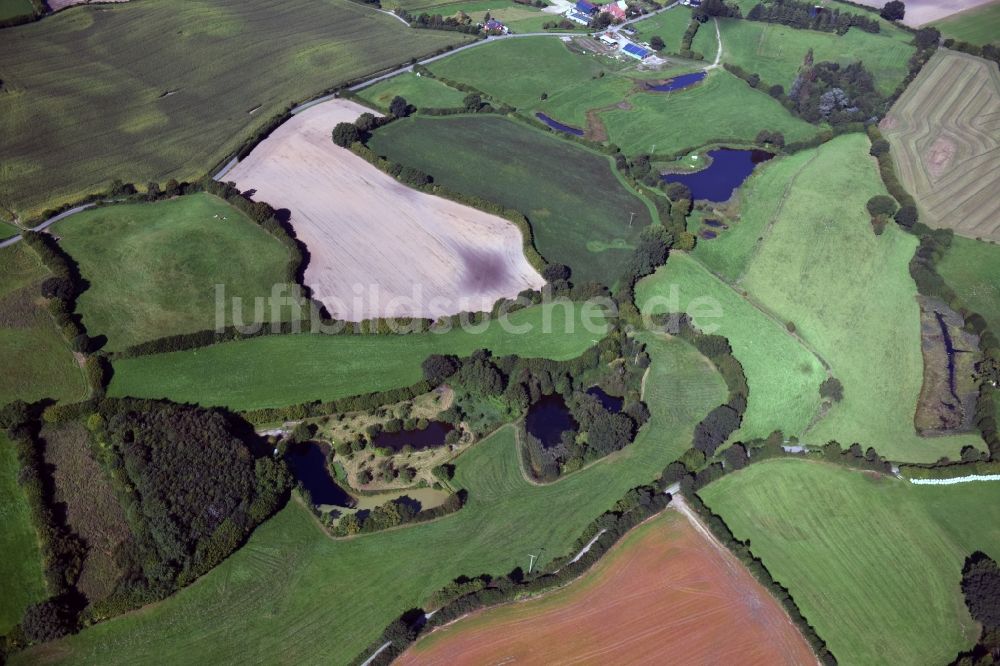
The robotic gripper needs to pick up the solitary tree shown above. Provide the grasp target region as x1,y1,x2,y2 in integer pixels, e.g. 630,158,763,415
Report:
650,35,665,51
463,92,482,112
880,0,905,20
331,122,361,147
388,95,410,117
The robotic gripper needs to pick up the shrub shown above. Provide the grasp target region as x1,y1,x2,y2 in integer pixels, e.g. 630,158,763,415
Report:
332,122,361,147
867,194,897,217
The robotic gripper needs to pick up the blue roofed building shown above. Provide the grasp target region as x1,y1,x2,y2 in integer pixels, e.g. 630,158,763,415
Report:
621,43,651,60
576,0,598,13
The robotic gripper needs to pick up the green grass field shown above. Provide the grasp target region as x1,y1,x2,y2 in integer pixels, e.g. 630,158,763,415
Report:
0,223,20,241
0,0,471,220
934,1,1000,45
0,0,33,21
356,72,467,112
702,459,1000,665
631,7,720,56
19,333,725,665
54,194,293,351
0,432,47,636
735,133,983,461
716,17,916,95
937,236,1000,334
602,69,819,157
412,0,570,32
109,302,611,410
369,114,652,284
0,244,87,405
637,253,825,440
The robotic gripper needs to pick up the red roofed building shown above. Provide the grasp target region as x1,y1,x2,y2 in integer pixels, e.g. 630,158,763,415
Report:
604,0,627,20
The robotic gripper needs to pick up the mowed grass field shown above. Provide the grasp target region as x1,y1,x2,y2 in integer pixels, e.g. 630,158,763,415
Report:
882,49,1000,242
369,114,652,284
0,0,33,21
934,1,1000,46
716,17,916,94
0,432,47,636
631,7,718,58
702,459,1000,665
733,133,983,461
937,236,1000,334
54,194,294,351
398,509,814,665
0,244,87,405
601,70,820,155
356,72,467,112
109,302,611,410
637,253,825,440
0,0,471,219
20,334,726,665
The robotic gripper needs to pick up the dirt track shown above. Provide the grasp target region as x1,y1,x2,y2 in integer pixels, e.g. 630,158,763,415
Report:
225,99,544,320
397,507,816,665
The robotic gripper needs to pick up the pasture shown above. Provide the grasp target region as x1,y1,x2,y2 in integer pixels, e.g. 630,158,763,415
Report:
19,334,725,665
601,70,820,155
356,73,466,112
369,114,653,285
227,99,543,320
0,244,87,405
54,194,294,351
631,7,718,58
637,253,825,440
0,0,32,21
0,0,471,220
937,236,1000,334
109,302,610,410
882,49,1000,242
716,17,916,95
0,432,47,636
398,508,814,665
702,459,1000,665
934,1,1000,45
733,133,983,462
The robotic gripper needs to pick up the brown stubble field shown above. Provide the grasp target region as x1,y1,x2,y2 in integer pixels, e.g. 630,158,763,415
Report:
225,98,544,321
397,506,815,665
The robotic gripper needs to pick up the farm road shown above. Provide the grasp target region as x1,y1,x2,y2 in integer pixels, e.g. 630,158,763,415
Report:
0,203,96,249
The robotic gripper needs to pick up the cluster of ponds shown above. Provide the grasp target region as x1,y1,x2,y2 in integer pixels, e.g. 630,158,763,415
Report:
525,387,624,449
662,148,773,203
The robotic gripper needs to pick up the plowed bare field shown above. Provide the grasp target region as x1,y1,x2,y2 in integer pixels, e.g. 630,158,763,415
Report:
226,99,544,320
398,507,815,665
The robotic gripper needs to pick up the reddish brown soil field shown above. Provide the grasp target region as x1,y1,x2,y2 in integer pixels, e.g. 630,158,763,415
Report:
398,507,815,665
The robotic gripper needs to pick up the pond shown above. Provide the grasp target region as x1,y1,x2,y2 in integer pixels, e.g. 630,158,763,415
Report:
662,148,773,202
535,112,584,136
586,386,623,413
704,218,725,228
644,71,706,92
700,230,718,239
525,393,578,449
372,421,454,453
284,442,355,507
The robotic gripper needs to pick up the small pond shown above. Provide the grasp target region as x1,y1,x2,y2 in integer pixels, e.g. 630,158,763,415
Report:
662,148,773,202
700,230,718,239
586,386,623,413
704,218,725,228
645,71,706,92
372,421,454,453
525,393,578,449
535,112,584,136
284,442,355,507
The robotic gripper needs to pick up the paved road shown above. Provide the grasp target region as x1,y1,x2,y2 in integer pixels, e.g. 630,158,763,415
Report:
0,203,96,249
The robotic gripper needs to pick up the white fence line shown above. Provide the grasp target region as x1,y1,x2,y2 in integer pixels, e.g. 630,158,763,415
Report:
909,474,1000,485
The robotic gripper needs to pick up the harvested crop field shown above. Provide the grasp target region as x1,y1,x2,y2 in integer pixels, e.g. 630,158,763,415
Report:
843,0,996,26
225,99,544,320
882,49,1000,242
398,507,814,665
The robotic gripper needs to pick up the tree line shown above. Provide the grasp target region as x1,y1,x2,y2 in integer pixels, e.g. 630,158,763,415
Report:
746,0,880,34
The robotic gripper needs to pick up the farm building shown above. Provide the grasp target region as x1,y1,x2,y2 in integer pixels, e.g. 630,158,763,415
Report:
598,33,619,46
621,43,651,60
566,9,593,23
482,18,508,33
603,0,628,20
576,0,599,13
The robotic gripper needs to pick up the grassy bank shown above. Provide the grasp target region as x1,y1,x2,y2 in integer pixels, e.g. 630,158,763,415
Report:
55,194,294,351
356,72,467,112
702,458,1000,665
0,0,471,219
109,302,611,410
937,236,1000,334
369,114,652,284
20,334,725,665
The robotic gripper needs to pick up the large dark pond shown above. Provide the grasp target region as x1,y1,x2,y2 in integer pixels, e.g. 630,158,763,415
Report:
535,112,584,136
525,393,578,449
372,421,454,453
284,442,354,507
586,386,623,413
662,148,773,202
645,71,706,92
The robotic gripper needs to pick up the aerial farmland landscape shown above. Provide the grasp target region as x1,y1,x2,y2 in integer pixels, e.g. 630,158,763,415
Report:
0,0,998,663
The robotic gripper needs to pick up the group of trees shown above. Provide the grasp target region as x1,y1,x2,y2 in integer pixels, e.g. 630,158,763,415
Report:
746,0,879,34
955,552,1000,663
789,60,884,125
327,491,464,537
